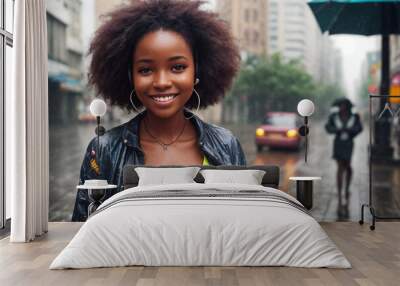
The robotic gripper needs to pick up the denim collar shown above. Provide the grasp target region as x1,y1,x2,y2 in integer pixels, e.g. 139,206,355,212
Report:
121,110,205,150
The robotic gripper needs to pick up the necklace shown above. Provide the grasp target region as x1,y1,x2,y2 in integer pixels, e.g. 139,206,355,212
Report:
143,118,187,151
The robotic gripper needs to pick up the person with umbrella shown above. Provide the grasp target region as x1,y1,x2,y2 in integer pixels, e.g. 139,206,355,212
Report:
308,0,400,159
325,98,363,211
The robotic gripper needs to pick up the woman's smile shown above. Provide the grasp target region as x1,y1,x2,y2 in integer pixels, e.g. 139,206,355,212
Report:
150,93,178,106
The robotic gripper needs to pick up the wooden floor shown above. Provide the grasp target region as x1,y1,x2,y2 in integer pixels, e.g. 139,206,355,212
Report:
0,222,399,286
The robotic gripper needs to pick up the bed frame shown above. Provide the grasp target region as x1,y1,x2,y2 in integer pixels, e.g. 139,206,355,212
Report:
122,165,280,190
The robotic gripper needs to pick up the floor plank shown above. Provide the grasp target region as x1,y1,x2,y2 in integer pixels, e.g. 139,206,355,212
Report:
0,222,399,286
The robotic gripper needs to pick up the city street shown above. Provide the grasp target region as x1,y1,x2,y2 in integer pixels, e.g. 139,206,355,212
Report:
49,117,400,223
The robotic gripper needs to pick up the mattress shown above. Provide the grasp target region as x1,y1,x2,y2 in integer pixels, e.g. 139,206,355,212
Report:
50,183,351,269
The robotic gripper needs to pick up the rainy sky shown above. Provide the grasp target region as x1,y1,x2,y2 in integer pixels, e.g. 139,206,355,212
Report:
331,35,379,101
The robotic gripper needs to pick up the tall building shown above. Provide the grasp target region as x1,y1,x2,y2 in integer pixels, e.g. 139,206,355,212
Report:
213,0,268,123
332,47,343,87
266,0,342,86
47,0,84,125
217,0,267,57
319,34,343,86
267,0,319,79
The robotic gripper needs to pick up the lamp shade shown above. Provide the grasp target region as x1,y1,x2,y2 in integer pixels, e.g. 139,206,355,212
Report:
297,99,315,117
90,99,107,117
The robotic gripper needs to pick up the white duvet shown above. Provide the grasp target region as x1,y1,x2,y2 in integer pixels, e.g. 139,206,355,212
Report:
50,183,351,269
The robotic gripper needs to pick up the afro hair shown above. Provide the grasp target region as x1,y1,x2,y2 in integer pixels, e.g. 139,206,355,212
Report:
88,0,240,111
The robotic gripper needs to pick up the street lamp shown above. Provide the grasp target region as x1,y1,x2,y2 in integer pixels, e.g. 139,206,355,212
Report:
297,99,315,163
90,99,107,158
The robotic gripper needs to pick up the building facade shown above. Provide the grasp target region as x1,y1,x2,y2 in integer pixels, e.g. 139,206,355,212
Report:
390,36,400,81
47,0,84,125
216,0,344,123
217,0,267,57
319,34,343,86
266,0,342,85
360,50,381,100
389,36,400,105
215,0,268,124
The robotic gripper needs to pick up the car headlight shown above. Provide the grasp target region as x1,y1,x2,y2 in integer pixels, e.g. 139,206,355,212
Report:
286,129,298,138
256,128,265,137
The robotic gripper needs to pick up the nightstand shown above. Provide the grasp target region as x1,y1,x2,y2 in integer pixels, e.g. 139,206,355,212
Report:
289,176,321,210
77,182,117,216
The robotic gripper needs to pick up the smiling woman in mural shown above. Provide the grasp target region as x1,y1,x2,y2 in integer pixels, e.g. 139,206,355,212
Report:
72,0,246,221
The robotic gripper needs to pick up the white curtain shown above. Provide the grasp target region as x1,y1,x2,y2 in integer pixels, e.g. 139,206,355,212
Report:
7,0,49,242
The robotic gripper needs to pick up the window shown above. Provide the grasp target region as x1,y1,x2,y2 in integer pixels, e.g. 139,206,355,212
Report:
270,35,278,41
245,9,250,22
263,114,297,128
47,14,67,63
253,30,259,45
1,0,14,231
68,50,82,68
269,24,278,31
244,29,250,44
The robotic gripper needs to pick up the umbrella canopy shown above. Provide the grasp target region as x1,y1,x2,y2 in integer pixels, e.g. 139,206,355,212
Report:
332,97,354,107
308,0,400,36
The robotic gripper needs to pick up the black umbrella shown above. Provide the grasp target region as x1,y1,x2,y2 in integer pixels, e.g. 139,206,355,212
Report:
332,97,354,108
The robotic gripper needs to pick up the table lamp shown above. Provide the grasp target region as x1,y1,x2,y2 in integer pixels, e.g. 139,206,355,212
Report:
297,99,315,163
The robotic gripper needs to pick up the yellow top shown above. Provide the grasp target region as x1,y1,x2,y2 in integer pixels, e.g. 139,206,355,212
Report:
202,156,210,166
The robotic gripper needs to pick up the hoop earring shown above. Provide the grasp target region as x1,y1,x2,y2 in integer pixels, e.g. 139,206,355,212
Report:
184,88,201,120
129,90,141,113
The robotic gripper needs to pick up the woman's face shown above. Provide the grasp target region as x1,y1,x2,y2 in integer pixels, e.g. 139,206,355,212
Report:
132,30,195,118
339,103,350,115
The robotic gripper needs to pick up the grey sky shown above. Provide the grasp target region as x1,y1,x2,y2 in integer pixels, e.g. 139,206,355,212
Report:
331,35,379,101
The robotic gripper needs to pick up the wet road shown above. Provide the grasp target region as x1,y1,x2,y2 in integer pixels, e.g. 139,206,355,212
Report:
49,117,400,222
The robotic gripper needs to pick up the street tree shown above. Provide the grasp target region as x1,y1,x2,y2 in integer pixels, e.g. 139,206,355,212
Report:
226,54,344,123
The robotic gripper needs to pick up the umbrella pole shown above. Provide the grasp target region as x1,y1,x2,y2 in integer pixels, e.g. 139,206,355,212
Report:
371,13,393,160
380,34,390,102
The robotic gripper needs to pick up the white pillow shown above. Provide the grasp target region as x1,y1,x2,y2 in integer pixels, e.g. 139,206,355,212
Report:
135,167,201,186
200,169,266,185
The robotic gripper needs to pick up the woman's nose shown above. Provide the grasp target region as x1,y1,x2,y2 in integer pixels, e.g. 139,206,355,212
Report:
153,71,172,89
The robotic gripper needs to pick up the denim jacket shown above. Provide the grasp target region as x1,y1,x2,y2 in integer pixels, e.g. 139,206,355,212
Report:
72,110,246,221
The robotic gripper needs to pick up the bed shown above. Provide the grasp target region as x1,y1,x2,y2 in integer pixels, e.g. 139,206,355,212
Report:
50,165,350,269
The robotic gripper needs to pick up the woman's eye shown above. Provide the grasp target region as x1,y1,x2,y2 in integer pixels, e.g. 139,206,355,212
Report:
172,64,187,72
138,67,152,75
